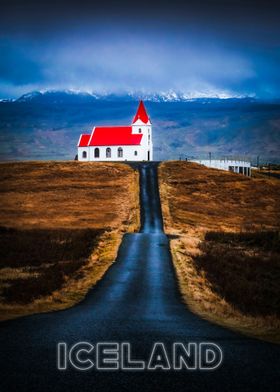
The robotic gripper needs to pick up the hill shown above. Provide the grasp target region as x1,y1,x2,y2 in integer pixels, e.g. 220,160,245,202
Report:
159,161,280,342
0,92,279,162
0,161,139,320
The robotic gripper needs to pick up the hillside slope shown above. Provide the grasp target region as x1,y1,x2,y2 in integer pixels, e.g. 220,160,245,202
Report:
159,161,280,342
0,95,279,162
0,161,139,320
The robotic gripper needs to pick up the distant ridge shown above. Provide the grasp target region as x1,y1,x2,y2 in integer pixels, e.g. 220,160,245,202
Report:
14,89,255,104
0,91,279,163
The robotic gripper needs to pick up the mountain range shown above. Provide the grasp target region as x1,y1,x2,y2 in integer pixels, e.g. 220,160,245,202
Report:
0,90,279,162
2,89,252,103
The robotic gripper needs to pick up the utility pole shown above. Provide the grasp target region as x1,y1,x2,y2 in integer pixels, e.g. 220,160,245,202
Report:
209,152,212,166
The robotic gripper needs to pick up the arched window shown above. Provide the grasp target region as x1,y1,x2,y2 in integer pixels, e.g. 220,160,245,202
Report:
94,148,100,158
134,151,138,156
106,147,111,158
82,151,87,158
118,147,123,158
138,128,142,133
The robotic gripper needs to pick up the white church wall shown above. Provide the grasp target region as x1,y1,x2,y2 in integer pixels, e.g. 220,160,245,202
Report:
88,145,150,161
78,147,89,161
131,123,153,161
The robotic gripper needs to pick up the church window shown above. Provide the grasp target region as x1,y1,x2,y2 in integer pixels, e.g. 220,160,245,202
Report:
94,148,99,158
118,147,123,158
106,147,111,158
82,151,87,158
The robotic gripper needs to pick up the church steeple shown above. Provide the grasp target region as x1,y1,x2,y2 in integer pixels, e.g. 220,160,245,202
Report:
132,100,150,124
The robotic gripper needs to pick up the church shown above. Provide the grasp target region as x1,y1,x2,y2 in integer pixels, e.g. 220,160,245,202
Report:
77,101,153,161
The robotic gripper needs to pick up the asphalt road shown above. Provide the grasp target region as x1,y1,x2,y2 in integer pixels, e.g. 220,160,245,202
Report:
0,162,279,392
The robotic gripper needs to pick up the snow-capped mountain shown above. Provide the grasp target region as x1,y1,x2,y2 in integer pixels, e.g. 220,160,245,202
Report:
0,90,279,162
16,90,98,103
15,89,252,103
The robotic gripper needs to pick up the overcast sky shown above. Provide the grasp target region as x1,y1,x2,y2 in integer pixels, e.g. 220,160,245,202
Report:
0,0,280,99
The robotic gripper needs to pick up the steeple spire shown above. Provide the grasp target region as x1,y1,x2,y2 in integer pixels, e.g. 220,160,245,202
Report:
132,100,149,124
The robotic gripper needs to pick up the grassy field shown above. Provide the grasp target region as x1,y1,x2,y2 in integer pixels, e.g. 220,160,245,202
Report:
159,161,280,343
0,161,139,320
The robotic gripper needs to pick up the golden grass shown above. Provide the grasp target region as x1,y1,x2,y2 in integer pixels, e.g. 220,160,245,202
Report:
0,161,139,320
159,161,280,343
0,161,139,230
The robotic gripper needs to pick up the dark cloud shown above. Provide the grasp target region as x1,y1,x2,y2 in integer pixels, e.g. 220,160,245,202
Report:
0,42,43,85
0,0,279,98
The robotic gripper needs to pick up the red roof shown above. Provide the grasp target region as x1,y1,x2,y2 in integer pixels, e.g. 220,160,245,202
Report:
88,126,142,146
78,134,91,147
78,101,149,147
132,100,149,124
